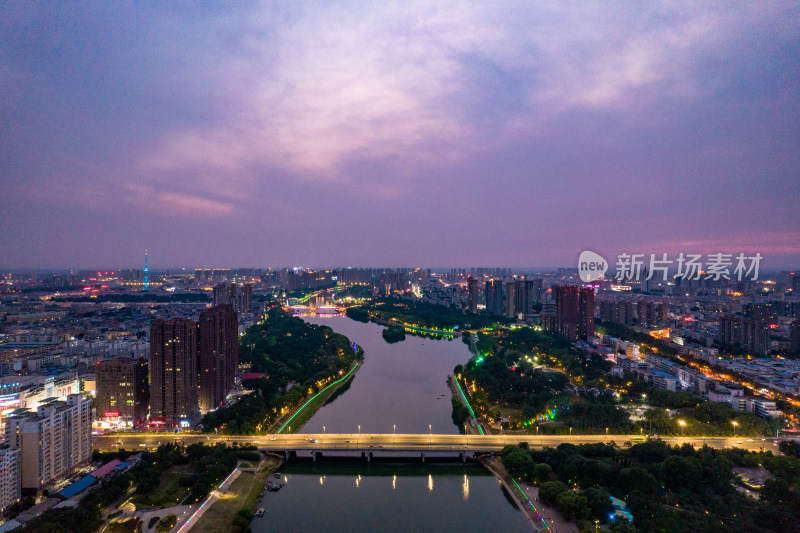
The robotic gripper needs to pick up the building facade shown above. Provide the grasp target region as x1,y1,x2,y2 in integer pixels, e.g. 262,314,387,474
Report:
96,357,149,427
0,447,20,512
150,319,199,426
4,394,92,490
554,286,595,341
198,305,238,413
484,279,504,316
213,283,252,313
467,277,478,313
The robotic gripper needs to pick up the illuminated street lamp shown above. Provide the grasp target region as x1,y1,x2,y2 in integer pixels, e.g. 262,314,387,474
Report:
429,424,432,445
678,420,685,436
732,421,738,437
394,424,396,446
358,425,361,447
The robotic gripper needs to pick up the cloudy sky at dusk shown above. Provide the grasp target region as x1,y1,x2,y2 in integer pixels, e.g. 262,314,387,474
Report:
2,2,798,270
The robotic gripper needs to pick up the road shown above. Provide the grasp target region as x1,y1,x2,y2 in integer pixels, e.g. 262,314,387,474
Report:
93,433,786,453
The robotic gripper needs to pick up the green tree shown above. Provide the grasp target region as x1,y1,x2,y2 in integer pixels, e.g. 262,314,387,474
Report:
581,486,614,522
556,491,590,521
503,448,535,480
539,481,569,504
660,455,702,490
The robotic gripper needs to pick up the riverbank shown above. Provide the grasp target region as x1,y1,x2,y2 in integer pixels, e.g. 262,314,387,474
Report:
448,375,487,435
479,456,560,533
189,456,282,532
269,360,362,434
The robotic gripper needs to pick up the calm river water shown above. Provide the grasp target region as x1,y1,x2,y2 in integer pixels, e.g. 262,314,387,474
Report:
252,315,529,532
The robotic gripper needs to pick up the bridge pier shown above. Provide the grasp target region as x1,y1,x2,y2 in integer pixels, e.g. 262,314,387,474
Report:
313,451,321,462
421,452,425,463
459,452,465,463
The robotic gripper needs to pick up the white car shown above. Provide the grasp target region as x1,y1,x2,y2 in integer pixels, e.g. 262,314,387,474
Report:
138,443,147,447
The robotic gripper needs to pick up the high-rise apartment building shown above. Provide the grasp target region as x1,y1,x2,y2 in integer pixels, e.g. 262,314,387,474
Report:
484,280,504,316
719,315,771,355
467,277,478,313
198,305,239,413
637,300,668,326
150,319,199,425
791,321,800,354
96,357,149,426
4,394,92,490
531,278,544,302
504,279,536,318
0,447,20,512
554,286,595,340
504,281,517,318
213,282,252,313
598,300,635,325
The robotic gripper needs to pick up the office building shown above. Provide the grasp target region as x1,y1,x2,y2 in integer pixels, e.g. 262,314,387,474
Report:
198,304,239,413
4,394,92,490
95,357,149,427
150,319,199,426
555,286,595,340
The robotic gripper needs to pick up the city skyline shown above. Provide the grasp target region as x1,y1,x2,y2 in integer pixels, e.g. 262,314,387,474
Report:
2,3,799,270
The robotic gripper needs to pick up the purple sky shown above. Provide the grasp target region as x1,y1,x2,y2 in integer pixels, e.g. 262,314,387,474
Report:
2,3,799,270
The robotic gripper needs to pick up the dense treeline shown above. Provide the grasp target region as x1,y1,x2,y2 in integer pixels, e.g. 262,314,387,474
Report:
382,325,406,343
53,293,210,303
355,297,509,330
202,305,360,433
454,327,620,431
345,306,369,322
19,443,255,533
501,440,800,532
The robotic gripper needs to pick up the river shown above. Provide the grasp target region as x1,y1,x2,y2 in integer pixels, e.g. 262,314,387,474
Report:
252,315,530,532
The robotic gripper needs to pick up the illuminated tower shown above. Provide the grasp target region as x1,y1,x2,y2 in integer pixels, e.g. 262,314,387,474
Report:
144,251,149,290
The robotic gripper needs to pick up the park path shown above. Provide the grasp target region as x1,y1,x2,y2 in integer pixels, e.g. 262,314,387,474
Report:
139,504,197,533
480,456,578,533
175,467,242,532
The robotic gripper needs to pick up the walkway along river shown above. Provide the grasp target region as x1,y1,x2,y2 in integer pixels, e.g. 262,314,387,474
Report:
251,315,531,532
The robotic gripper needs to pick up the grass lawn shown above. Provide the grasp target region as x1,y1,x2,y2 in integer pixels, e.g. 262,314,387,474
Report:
192,459,279,533
130,464,195,509
489,404,522,419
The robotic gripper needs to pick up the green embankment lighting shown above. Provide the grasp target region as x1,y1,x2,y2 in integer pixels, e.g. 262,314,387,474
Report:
277,362,359,434
453,378,476,418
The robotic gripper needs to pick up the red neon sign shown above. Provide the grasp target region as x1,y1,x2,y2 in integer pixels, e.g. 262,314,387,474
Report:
104,411,120,417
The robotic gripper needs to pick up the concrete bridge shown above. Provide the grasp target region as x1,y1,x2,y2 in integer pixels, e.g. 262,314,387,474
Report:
93,432,779,457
